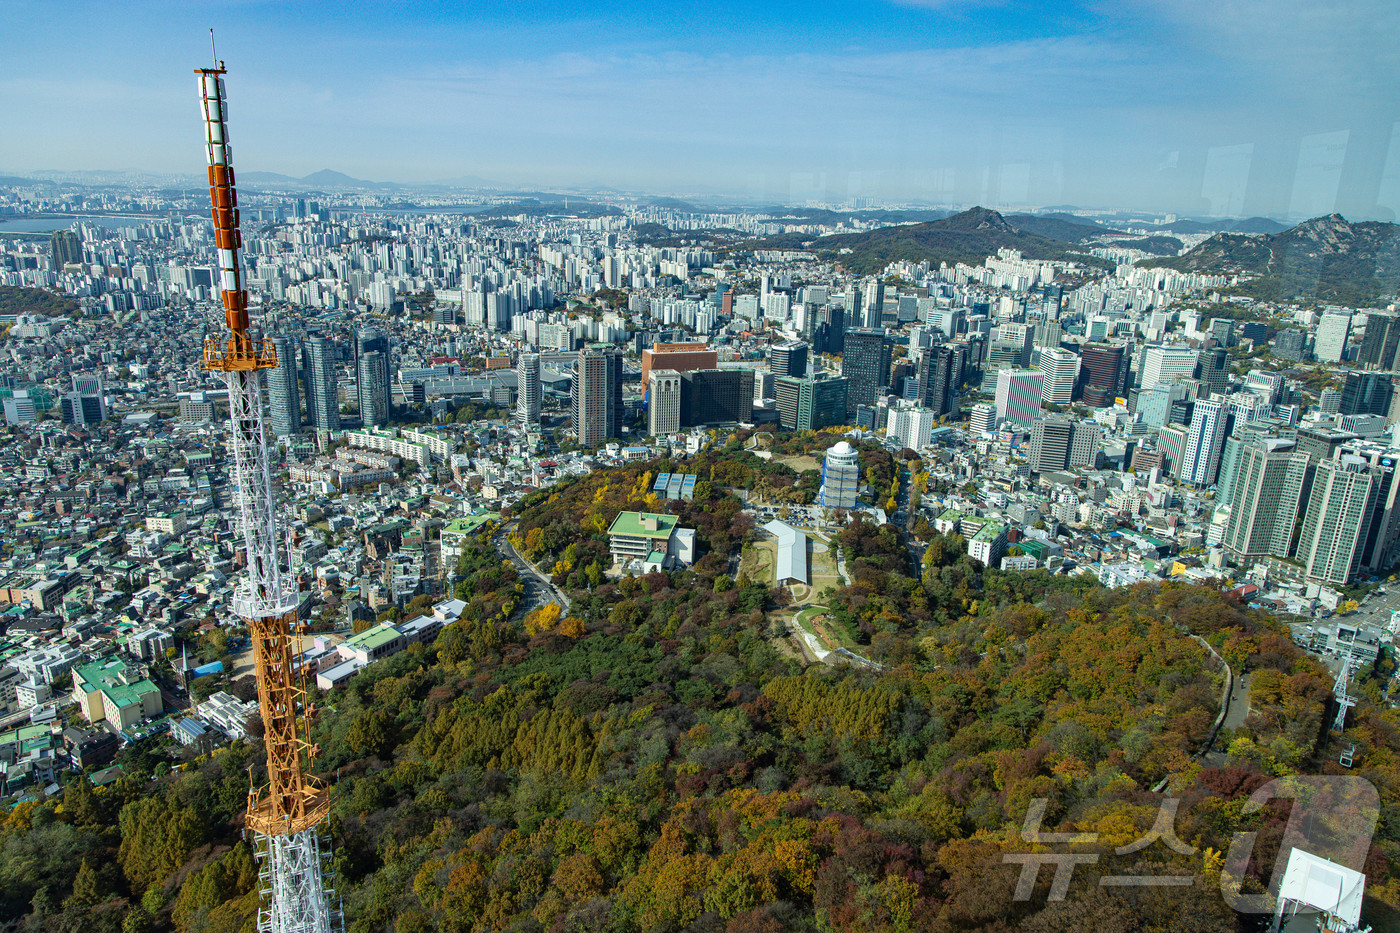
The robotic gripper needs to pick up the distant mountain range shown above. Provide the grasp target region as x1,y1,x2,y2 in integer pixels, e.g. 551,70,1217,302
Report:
749,207,1130,274
238,169,394,190
738,207,1390,289
1153,216,1289,236
1152,213,1400,304
236,169,500,191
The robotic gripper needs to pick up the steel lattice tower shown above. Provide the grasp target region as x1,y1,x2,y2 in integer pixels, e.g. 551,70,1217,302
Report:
196,61,341,933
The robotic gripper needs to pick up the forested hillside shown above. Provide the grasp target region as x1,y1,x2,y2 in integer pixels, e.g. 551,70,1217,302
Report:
1152,213,1400,304
7,437,1400,932
0,285,79,318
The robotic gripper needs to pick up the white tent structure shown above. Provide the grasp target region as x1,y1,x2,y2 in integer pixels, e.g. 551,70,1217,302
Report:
1272,847,1368,933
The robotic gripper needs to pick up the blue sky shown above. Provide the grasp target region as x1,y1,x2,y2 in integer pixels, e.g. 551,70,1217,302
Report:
2,0,1398,218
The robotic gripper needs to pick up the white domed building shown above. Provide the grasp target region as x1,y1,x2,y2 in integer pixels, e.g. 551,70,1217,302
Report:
820,441,861,509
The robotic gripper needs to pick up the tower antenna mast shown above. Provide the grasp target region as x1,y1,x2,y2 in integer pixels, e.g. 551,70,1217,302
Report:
195,59,340,933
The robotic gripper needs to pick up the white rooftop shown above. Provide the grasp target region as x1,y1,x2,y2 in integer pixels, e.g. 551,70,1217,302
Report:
762,519,808,585
1276,847,1365,927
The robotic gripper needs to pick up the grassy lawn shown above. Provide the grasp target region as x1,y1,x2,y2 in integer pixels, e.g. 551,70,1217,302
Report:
739,540,775,583
808,540,843,592
792,605,860,652
775,454,821,473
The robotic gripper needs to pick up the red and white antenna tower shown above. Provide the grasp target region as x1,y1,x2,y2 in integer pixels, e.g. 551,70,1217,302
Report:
195,51,341,933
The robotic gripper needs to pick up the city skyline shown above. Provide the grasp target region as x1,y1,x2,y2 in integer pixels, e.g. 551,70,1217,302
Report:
0,1,1397,219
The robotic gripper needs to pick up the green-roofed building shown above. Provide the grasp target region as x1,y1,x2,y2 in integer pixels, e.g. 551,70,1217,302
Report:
935,509,967,535
439,511,501,566
967,522,1008,567
340,623,407,665
72,657,162,730
607,511,681,564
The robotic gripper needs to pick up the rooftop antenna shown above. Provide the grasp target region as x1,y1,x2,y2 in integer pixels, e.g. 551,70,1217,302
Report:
210,28,218,68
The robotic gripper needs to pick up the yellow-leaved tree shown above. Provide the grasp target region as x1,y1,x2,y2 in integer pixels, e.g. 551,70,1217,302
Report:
525,602,562,636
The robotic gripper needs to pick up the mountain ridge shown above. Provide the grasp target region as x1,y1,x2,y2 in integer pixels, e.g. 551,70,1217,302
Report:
1152,213,1400,303
757,206,1117,274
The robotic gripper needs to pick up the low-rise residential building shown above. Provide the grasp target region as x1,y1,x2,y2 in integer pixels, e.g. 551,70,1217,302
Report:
968,522,1008,567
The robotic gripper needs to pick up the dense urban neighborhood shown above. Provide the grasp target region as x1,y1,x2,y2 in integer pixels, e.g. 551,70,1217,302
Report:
1,175,1399,932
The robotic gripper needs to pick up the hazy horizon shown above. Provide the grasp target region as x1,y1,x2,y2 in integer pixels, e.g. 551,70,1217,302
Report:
3,1,1398,221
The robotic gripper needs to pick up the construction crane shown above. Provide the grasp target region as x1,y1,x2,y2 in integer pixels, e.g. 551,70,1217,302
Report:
196,58,341,933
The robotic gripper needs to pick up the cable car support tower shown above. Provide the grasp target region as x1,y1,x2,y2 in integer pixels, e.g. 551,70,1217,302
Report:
196,58,340,933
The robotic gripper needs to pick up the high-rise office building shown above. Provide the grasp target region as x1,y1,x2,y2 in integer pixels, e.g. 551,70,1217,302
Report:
62,374,105,425
680,369,754,425
1358,312,1400,371
268,335,301,436
50,229,82,268
516,353,541,425
1133,382,1188,429
1179,398,1229,486
2,391,36,426
72,373,103,397
1157,424,1188,477
1340,372,1393,417
1335,442,1400,574
305,336,341,432
356,327,391,428
1314,312,1352,363
1139,347,1199,390
1038,348,1078,405
917,345,956,416
647,368,682,436
60,392,104,426
1078,344,1125,403
1027,416,1098,472
1069,422,1103,469
995,369,1044,428
860,281,883,328
358,351,389,427
1295,423,1356,463
1217,424,1278,506
820,441,861,509
969,402,997,435
997,322,1034,366
640,342,717,383
572,345,623,448
1274,330,1308,361
986,341,1028,374
775,376,847,431
1028,417,1072,473
1169,397,1196,427
816,305,846,354
1223,440,1310,558
1034,320,1062,350
1198,347,1229,397
1298,456,1380,585
842,328,891,417
769,341,809,378
885,405,937,450
1209,318,1235,347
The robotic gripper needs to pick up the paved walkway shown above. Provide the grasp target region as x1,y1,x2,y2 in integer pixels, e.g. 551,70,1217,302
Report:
1153,634,1243,790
